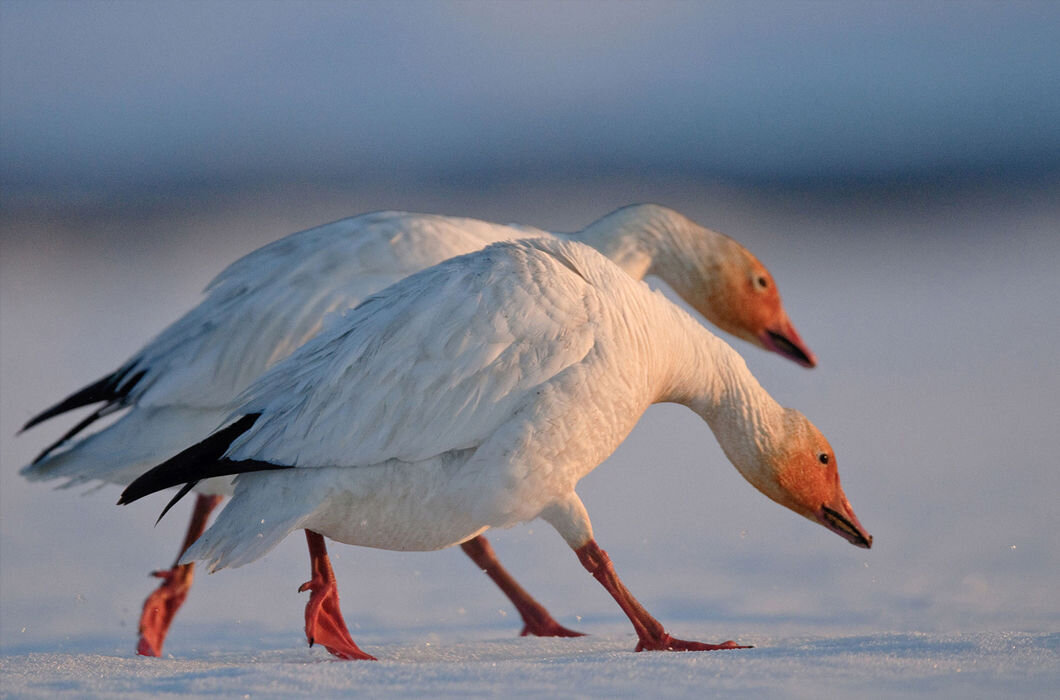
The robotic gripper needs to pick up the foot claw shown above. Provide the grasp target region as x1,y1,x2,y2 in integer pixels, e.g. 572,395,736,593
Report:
520,621,587,638
136,636,162,658
137,563,195,657
135,493,222,657
300,575,375,661
635,635,752,652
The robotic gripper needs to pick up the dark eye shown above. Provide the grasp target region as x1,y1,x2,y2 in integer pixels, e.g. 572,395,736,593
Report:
755,276,769,289
818,453,830,465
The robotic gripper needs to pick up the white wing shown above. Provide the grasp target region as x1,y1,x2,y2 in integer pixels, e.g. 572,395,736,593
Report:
128,211,550,409
226,239,605,468
23,211,551,486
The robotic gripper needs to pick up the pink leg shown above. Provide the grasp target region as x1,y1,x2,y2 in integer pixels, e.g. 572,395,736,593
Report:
137,493,223,657
574,539,751,652
461,535,585,637
299,530,376,660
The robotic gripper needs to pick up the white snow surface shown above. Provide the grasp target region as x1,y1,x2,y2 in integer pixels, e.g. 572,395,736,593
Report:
2,632,1056,699
2,180,1058,697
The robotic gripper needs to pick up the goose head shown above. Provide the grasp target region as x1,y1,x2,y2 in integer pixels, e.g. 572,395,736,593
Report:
577,204,816,368
699,244,817,369
718,407,872,548
770,409,871,548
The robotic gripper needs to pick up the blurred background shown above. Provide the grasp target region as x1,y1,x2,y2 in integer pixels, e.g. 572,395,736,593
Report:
2,1,1058,655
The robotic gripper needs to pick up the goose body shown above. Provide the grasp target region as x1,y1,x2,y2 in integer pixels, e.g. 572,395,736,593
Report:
123,239,870,658
176,238,656,564
23,205,814,492
23,205,818,656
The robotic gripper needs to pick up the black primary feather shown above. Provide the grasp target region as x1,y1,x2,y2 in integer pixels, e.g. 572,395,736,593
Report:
21,365,146,433
117,413,290,522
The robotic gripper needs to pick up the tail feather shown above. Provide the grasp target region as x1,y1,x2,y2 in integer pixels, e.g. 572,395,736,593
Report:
22,365,146,432
118,413,287,518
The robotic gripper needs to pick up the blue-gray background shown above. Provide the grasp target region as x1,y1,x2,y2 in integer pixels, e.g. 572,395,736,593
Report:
1,2,1057,695
3,0,1059,196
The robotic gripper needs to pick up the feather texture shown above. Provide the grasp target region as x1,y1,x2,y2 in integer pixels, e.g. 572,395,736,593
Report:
124,239,868,573
24,206,814,491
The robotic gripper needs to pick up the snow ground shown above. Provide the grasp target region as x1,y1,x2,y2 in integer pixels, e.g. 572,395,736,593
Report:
2,180,1058,697
2,631,1057,699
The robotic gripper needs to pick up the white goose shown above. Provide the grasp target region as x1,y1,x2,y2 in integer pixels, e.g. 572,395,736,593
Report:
22,204,816,656
121,238,870,660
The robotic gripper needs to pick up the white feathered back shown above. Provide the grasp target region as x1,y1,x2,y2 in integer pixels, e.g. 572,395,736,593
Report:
227,239,625,467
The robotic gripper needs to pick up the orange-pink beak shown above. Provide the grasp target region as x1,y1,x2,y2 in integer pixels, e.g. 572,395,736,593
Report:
760,316,817,368
816,494,872,549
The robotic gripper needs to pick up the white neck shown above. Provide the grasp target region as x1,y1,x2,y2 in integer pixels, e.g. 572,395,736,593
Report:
565,204,731,289
648,298,786,489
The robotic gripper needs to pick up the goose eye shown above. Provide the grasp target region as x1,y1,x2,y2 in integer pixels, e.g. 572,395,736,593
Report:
818,453,830,465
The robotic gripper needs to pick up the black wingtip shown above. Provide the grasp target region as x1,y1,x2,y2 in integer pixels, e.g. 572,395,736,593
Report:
156,481,200,524
29,406,112,465
22,366,146,432
118,413,263,507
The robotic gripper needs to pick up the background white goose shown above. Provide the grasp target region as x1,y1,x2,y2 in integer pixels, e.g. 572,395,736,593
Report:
22,203,816,656
121,238,870,660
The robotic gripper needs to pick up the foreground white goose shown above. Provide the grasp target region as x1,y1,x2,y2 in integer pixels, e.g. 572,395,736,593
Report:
121,238,870,660
22,204,816,656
